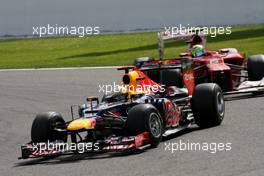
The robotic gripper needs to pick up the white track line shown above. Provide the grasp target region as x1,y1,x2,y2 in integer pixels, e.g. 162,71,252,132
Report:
0,66,121,72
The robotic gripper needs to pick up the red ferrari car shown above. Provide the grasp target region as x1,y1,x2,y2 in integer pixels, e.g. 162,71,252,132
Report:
134,31,264,95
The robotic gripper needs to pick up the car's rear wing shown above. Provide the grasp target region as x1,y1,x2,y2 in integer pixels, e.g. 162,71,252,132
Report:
157,30,207,60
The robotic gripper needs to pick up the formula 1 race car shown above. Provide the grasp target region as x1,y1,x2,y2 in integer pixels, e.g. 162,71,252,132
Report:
19,63,225,159
134,30,264,95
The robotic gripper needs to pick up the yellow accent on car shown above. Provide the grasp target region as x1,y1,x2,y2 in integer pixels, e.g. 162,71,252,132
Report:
122,71,139,86
67,118,96,131
122,71,144,96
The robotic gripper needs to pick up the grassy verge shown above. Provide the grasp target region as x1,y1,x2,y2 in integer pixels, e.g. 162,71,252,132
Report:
0,24,263,69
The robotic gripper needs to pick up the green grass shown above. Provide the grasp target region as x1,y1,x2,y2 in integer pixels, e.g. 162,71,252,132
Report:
0,24,263,69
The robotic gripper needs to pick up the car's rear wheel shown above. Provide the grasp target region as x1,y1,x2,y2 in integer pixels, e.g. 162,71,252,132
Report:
161,69,183,88
191,83,225,128
126,104,163,147
144,69,183,88
247,54,264,81
31,112,67,143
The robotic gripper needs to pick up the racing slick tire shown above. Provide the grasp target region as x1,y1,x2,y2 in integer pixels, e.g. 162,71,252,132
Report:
126,104,163,147
133,57,183,87
133,57,154,68
191,83,225,128
133,57,160,84
161,69,183,88
144,69,183,88
31,112,67,143
247,54,264,81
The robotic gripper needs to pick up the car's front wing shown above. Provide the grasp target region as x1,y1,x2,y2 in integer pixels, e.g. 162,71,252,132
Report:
19,132,150,159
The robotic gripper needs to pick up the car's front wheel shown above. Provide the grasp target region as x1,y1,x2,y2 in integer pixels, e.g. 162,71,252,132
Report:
31,112,67,143
247,54,264,81
126,104,163,147
191,83,225,128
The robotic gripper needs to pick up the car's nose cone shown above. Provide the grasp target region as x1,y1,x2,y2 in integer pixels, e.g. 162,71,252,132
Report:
67,118,96,131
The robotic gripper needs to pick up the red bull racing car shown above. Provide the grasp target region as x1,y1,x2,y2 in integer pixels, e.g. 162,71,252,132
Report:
19,63,225,159
134,30,264,95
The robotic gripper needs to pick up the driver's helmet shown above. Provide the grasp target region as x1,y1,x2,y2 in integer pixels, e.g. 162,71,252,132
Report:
191,44,205,57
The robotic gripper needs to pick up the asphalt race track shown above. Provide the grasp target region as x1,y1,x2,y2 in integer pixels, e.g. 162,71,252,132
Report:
0,68,263,176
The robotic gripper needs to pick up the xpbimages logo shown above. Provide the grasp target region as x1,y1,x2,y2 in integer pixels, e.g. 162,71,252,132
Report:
164,24,232,38
31,141,100,154
164,140,232,154
98,82,166,94
32,24,100,37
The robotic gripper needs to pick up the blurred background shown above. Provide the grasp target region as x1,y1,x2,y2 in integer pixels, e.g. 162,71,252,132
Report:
1,0,264,36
